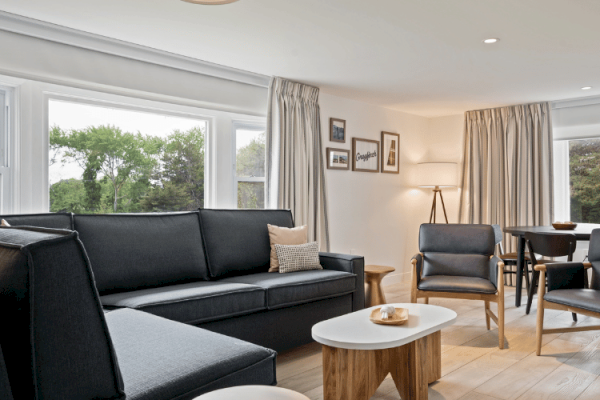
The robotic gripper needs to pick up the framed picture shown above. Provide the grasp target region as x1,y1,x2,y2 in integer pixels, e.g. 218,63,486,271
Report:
326,148,350,170
381,131,400,174
330,118,346,143
352,138,380,173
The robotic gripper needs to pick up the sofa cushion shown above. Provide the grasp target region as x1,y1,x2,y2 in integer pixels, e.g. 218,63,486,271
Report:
418,275,497,294
101,281,266,324
200,209,294,278
74,212,209,295
544,289,600,314
105,308,276,400
0,212,73,230
221,270,356,309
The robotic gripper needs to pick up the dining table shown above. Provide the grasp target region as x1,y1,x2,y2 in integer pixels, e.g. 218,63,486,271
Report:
503,224,600,308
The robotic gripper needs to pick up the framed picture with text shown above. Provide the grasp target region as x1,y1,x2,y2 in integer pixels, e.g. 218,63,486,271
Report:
352,138,380,173
326,148,350,170
381,131,400,174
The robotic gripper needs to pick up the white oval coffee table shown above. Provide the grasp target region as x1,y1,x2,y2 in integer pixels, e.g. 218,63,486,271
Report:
312,303,456,400
196,385,309,399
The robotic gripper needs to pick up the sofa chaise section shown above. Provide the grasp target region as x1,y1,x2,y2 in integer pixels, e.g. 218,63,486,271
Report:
0,226,277,400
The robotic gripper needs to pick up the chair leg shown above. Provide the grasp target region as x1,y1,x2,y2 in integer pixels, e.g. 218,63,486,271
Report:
572,313,578,322
535,271,546,356
526,268,539,315
498,296,505,350
485,301,491,330
424,297,429,304
524,262,531,291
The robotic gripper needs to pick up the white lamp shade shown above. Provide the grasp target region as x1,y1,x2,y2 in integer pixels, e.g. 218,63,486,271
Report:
416,162,458,188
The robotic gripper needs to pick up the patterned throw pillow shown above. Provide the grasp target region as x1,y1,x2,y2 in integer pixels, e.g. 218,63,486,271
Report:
275,242,323,273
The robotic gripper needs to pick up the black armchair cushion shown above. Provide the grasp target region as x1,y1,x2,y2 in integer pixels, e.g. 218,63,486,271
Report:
545,262,586,292
423,253,492,281
544,289,600,314
586,229,600,289
0,227,124,400
199,209,294,278
74,212,209,295
0,212,73,229
419,224,495,255
418,276,497,294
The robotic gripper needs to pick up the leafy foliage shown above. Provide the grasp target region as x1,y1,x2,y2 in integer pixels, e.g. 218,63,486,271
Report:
569,139,600,223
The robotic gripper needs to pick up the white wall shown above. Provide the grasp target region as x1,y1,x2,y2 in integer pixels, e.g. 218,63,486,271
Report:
320,92,464,284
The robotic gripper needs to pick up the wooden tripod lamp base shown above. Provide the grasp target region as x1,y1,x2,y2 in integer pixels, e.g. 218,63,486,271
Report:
416,162,458,224
429,186,448,224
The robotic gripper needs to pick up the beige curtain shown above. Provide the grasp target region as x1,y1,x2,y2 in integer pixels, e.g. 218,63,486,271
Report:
459,102,554,252
266,77,330,251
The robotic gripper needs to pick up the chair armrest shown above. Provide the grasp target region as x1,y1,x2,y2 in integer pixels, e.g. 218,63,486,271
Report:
411,253,423,285
489,255,504,288
319,252,365,310
538,262,588,292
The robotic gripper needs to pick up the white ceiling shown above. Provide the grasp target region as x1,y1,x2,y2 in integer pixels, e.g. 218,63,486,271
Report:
1,0,599,117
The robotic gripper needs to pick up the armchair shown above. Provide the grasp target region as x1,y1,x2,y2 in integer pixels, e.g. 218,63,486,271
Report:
535,228,600,356
411,224,506,349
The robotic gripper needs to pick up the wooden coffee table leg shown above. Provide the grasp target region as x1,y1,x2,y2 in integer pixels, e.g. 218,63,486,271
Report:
322,345,387,400
424,331,442,383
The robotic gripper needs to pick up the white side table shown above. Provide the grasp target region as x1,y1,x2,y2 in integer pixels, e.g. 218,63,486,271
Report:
196,385,309,400
312,303,457,400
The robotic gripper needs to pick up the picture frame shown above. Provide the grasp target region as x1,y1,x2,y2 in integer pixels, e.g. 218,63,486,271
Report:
352,138,380,173
326,148,350,170
330,118,346,143
381,131,400,174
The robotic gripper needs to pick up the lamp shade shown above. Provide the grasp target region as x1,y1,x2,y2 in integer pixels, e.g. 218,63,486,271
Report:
416,162,458,188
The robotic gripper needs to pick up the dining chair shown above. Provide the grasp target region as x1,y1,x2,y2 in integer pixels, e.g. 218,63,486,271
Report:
492,225,532,289
411,224,506,348
535,228,600,356
525,232,577,318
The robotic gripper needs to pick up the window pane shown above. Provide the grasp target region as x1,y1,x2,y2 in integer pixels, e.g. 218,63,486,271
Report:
569,138,600,223
236,129,265,178
237,181,264,209
49,100,206,213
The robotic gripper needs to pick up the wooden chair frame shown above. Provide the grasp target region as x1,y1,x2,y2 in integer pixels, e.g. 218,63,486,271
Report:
535,262,600,356
411,254,506,349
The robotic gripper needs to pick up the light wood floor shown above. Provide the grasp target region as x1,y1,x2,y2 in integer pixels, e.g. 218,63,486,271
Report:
276,281,600,399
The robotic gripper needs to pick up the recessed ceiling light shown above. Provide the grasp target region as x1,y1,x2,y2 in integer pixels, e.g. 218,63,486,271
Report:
582,86,593,90
181,0,239,4
483,38,499,44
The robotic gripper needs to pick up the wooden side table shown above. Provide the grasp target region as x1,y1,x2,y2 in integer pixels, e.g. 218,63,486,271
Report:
364,265,395,307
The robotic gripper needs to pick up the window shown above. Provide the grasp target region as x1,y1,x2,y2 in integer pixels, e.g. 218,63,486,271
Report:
234,122,266,209
49,99,208,213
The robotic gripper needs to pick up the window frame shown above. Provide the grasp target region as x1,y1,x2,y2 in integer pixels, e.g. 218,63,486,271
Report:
0,84,16,214
44,91,213,212
232,120,267,209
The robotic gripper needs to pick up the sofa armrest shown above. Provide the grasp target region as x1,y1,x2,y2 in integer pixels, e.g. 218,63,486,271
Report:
319,252,365,311
539,262,588,292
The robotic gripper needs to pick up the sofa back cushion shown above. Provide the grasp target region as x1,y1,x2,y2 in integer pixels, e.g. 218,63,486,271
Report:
0,213,73,230
74,212,209,295
200,209,294,278
0,227,124,400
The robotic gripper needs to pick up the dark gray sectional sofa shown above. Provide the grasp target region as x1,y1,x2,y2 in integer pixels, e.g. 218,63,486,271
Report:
0,209,364,400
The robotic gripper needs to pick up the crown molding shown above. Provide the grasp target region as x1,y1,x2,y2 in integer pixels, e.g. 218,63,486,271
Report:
0,10,270,88
552,95,600,110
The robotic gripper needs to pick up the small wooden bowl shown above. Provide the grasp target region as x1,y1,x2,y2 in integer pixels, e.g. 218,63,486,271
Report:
552,223,577,231
369,307,409,326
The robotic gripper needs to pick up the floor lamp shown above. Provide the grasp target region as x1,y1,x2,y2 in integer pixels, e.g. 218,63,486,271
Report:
416,162,458,224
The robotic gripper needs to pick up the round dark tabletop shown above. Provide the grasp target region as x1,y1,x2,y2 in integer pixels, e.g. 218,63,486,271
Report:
504,224,600,240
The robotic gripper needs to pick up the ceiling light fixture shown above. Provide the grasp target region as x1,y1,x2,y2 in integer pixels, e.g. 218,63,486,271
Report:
582,86,593,90
483,38,499,44
181,0,239,4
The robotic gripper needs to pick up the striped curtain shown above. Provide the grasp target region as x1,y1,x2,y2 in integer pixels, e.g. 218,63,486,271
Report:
459,102,554,252
265,77,330,251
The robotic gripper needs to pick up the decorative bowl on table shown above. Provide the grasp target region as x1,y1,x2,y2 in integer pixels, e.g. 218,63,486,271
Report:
369,307,409,326
552,221,577,231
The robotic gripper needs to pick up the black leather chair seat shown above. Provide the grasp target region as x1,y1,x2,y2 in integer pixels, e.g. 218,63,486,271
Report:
544,289,600,314
418,275,497,294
